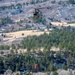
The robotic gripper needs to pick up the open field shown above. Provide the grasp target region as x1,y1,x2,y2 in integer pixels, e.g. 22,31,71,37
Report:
1,30,49,44
51,22,75,27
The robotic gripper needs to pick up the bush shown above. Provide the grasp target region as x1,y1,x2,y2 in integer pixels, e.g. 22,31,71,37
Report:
52,71,58,75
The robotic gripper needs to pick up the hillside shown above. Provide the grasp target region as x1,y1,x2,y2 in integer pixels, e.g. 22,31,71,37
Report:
0,0,75,32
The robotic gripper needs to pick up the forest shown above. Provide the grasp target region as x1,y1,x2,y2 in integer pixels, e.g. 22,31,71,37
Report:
0,28,75,74
20,29,75,56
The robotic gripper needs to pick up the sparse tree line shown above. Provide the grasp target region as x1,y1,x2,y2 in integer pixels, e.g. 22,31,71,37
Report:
0,17,13,26
0,45,10,50
0,3,22,11
31,0,48,4
0,0,48,11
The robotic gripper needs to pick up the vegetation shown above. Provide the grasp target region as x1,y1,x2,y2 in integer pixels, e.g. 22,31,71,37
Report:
69,0,75,4
0,17,13,26
31,0,48,4
0,29,75,74
20,29,75,56
0,3,22,11
67,22,75,24
52,71,58,75
74,72,75,75
0,45,10,50
33,9,43,23
0,0,48,11
16,3,22,9
0,52,56,73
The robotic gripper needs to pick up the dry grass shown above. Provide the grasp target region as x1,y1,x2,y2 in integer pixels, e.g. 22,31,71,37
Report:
51,22,75,27
2,30,49,42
